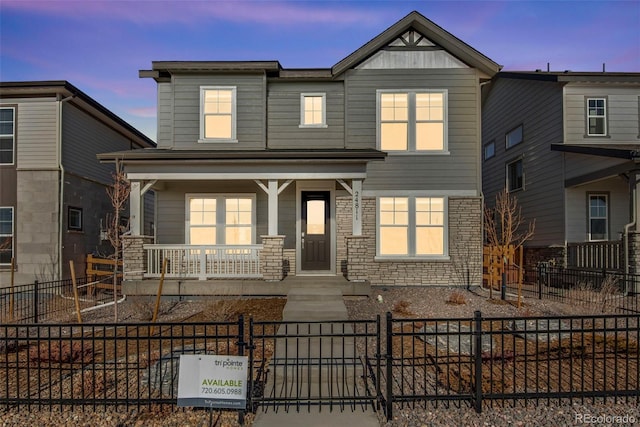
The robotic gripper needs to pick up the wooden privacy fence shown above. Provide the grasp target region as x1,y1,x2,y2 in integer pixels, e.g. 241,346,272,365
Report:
85,254,122,292
483,245,523,290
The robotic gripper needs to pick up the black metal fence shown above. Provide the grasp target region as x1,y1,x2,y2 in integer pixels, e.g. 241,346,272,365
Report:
386,311,639,417
0,277,118,324
1,313,638,421
500,266,640,313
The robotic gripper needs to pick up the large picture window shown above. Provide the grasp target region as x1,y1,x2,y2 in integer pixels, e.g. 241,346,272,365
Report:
186,195,255,245
586,98,607,136
200,87,236,142
588,194,608,241
378,196,446,257
0,207,13,265
0,107,15,165
378,90,447,152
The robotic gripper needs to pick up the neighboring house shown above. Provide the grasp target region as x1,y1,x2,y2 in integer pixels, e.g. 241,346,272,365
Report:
482,71,640,272
100,11,500,293
0,81,156,286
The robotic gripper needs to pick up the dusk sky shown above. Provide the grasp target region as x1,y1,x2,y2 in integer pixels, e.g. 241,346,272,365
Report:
1,0,639,141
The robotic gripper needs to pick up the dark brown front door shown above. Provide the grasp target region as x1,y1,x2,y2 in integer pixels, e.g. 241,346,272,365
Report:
301,191,330,271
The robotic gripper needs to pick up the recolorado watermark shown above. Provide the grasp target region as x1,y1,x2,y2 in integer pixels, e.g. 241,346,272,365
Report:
575,412,637,425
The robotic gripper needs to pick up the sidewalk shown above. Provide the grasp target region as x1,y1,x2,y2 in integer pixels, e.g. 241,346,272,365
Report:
252,287,380,427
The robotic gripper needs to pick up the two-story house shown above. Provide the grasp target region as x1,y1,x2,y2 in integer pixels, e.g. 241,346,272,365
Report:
100,11,500,294
0,81,155,286
482,71,640,274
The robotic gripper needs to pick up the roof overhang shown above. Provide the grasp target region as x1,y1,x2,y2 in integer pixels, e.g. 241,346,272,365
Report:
550,144,640,160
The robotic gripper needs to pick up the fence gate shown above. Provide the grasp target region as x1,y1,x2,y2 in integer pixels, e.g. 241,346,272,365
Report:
247,318,382,413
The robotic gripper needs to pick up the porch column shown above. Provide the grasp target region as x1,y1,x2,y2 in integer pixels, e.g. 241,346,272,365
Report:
268,180,278,235
346,235,369,282
129,181,142,235
122,235,153,280
260,235,285,281
352,179,362,236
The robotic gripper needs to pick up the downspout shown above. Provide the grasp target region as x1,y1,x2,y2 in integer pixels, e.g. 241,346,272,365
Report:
57,94,75,280
624,171,638,277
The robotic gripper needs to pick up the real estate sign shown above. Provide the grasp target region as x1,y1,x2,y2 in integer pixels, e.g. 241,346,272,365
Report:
177,354,248,409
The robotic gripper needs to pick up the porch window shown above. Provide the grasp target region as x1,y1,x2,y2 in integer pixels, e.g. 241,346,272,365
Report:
186,195,255,245
300,93,326,127
0,207,13,265
0,107,15,165
586,98,607,136
378,196,446,257
200,87,236,142
378,90,447,152
588,194,608,241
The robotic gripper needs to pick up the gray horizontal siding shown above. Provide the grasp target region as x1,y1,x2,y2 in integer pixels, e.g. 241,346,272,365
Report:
62,103,134,184
564,86,640,144
482,77,565,247
12,99,58,169
156,82,173,148
267,82,344,149
345,68,481,191
172,74,265,149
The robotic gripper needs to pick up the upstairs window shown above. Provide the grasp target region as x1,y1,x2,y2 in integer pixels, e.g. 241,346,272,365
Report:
0,207,13,265
300,93,326,127
0,107,15,165
378,90,447,152
587,98,607,136
588,194,608,241
484,140,495,160
505,125,523,149
507,158,523,192
200,87,236,142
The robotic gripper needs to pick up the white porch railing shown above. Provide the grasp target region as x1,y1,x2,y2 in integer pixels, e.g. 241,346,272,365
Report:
144,244,263,280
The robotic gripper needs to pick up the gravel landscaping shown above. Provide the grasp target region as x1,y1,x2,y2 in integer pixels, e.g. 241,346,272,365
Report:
2,285,638,426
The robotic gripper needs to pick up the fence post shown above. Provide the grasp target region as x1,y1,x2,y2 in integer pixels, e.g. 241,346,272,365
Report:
33,280,39,323
375,314,382,411
538,267,543,300
385,311,393,421
237,314,245,426
473,310,483,413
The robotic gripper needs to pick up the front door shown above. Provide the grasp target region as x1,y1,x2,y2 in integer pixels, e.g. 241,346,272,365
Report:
301,191,330,271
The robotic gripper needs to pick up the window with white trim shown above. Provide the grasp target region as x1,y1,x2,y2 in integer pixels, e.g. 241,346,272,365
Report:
68,207,83,231
378,90,447,152
0,207,13,265
505,125,523,149
588,194,608,241
186,195,255,245
300,93,326,127
587,98,607,136
378,196,446,257
0,107,15,165
200,87,236,142
507,158,523,192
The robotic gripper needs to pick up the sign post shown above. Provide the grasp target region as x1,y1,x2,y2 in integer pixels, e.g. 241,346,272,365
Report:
177,354,248,410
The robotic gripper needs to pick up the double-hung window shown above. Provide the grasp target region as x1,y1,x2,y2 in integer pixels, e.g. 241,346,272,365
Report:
200,87,236,142
378,196,446,257
507,158,524,192
378,90,447,152
186,195,255,245
300,93,326,127
586,98,607,136
0,207,13,265
588,194,608,241
0,107,15,165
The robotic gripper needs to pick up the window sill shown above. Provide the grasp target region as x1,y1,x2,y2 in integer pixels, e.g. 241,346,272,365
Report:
198,139,239,144
299,124,328,129
375,255,450,262
385,151,450,156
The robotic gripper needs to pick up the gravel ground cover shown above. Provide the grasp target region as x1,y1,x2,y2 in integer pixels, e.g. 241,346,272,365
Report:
2,286,639,427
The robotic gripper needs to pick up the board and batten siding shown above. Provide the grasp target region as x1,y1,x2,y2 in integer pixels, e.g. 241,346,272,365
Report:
564,85,640,144
344,68,481,192
171,74,266,149
267,82,345,149
62,103,135,184
564,177,628,243
482,77,565,247
12,98,58,170
156,82,173,149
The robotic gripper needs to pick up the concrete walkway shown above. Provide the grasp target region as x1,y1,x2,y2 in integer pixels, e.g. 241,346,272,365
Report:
252,287,380,427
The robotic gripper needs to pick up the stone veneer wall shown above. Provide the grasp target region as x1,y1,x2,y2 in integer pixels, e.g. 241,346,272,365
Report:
260,235,285,281
523,246,566,270
338,196,483,286
122,235,154,280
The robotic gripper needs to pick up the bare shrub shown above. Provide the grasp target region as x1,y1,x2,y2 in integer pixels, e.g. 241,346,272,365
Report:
132,298,180,321
446,291,466,305
392,300,414,316
29,342,93,363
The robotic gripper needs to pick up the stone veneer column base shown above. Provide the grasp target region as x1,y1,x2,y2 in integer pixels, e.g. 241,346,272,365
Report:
627,232,640,293
122,235,154,281
346,235,369,282
260,235,285,281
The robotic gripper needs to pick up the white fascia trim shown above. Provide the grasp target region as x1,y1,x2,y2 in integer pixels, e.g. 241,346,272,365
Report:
128,172,367,180
363,189,479,197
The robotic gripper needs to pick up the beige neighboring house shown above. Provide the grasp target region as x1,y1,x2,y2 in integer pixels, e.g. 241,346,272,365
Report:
99,11,501,294
0,81,155,287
